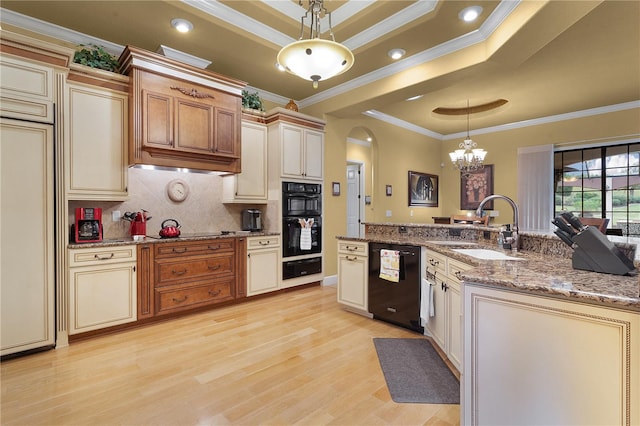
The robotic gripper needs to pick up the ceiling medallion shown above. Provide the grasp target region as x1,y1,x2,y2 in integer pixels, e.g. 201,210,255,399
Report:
449,100,487,175
276,0,354,89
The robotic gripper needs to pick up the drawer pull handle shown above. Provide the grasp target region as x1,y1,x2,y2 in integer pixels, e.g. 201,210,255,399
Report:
208,245,221,250
208,289,221,297
429,259,439,266
346,246,357,251
454,271,462,280
172,248,187,253
172,269,187,275
94,253,115,260
259,241,270,245
346,255,357,261
172,296,188,303
208,264,221,271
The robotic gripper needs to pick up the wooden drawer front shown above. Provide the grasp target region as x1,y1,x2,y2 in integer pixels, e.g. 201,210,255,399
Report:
448,259,472,284
247,236,280,250
426,250,447,276
338,241,367,256
69,245,136,267
155,254,234,286
155,279,234,314
154,239,234,258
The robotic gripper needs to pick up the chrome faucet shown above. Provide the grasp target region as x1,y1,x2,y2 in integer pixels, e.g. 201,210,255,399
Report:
476,194,520,252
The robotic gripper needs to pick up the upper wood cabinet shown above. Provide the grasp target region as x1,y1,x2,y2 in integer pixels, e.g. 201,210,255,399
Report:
119,46,246,173
64,65,130,200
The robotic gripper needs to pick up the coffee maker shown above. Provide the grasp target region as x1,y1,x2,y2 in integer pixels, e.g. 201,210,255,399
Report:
73,207,103,243
242,209,262,232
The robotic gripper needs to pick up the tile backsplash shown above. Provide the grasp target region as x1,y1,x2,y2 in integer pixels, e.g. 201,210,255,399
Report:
69,167,275,240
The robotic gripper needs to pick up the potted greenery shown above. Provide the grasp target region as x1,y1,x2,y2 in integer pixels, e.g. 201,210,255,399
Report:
73,44,120,73
242,90,264,112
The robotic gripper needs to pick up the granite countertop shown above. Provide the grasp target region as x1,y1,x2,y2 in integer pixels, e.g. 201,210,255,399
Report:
337,234,640,312
68,231,279,249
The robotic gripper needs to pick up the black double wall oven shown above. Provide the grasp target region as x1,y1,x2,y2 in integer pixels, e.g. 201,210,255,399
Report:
282,182,322,280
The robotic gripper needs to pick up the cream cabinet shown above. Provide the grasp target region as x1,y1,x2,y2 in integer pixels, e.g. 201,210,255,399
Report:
64,78,129,200
463,283,639,425
267,108,325,181
337,241,369,313
222,119,268,203
68,245,137,334
246,235,281,296
1,118,55,356
424,249,471,372
0,54,55,123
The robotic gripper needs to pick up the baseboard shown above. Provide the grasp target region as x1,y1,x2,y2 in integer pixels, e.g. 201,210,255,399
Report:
322,274,337,286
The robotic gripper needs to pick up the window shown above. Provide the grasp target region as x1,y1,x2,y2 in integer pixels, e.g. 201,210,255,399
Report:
554,143,640,235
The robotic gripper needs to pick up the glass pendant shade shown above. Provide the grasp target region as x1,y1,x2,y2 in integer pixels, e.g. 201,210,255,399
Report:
277,39,354,89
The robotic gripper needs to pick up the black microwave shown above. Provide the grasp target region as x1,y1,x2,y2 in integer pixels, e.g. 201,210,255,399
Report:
282,182,322,216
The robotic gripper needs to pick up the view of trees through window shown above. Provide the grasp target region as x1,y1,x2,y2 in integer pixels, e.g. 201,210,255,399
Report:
554,143,640,235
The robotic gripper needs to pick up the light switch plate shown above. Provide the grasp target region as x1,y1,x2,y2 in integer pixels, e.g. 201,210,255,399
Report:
112,210,121,221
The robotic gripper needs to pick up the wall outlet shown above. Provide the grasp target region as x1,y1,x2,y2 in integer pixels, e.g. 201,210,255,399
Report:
410,209,413,217
399,226,407,234
386,210,392,217
112,210,121,221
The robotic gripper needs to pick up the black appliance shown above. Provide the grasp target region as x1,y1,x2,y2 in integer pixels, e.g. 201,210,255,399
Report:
242,209,262,231
282,181,322,216
282,216,322,257
368,243,423,333
283,257,322,280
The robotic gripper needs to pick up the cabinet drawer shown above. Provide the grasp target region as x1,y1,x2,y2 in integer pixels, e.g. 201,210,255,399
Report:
338,241,368,256
448,258,473,284
154,239,234,258
425,250,447,275
155,254,234,286
69,245,136,267
155,279,234,314
247,236,280,250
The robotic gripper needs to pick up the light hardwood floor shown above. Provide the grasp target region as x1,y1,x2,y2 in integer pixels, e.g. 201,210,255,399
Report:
1,285,460,425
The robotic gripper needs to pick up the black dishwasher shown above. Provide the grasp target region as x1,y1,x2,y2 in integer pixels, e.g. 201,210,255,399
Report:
368,243,423,333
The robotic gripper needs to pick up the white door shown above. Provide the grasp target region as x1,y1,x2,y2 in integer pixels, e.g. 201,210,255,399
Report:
346,163,361,237
1,118,55,355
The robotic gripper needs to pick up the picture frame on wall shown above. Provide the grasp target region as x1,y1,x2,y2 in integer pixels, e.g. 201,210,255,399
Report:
460,165,494,210
408,171,438,207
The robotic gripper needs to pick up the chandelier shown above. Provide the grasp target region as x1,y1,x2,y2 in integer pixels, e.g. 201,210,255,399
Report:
449,100,487,174
277,0,354,89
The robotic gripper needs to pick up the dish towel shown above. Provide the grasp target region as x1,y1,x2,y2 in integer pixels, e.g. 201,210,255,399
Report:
420,278,435,326
379,249,400,282
299,218,313,250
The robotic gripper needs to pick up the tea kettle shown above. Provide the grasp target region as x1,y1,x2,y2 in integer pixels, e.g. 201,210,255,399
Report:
159,219,181,238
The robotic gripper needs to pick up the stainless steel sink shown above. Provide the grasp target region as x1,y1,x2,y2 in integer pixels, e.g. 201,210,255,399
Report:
451,248,523,260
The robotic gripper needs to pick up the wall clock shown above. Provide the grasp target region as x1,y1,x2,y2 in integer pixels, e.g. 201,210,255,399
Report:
167,179,189,202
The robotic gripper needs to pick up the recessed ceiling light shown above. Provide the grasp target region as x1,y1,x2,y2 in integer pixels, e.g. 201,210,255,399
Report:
406,95,423,101
388,48,406,60
459,6,483,22
171,18,193,33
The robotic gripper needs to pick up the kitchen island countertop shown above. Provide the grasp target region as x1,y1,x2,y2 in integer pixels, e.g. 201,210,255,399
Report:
337,231,640,312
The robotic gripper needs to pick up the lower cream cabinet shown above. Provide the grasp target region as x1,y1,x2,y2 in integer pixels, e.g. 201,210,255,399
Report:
337,241,369,313
246,235,280,296
68,245,137,334
424,249,471,372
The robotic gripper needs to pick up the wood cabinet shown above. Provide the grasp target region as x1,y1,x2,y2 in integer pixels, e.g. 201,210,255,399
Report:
120,46,246,173
0,117,55,356
246,235,280,296
222,117,268,203
152,238,240,315
64,67,129,200
463,283,639,425
68,245,137,335
267,108,325,181
337,241,369,313
424,249,471,372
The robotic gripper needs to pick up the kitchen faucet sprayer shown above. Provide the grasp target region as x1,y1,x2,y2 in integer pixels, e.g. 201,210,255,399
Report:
476,194,520,252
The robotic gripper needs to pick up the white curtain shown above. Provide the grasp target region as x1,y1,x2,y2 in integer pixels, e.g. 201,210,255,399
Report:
517,145,554,231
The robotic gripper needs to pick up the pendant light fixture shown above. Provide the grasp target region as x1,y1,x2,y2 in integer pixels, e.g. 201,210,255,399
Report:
449,100,487,174
277,0,354,89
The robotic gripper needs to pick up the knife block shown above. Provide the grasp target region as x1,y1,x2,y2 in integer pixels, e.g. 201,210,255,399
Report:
571,227,635,275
